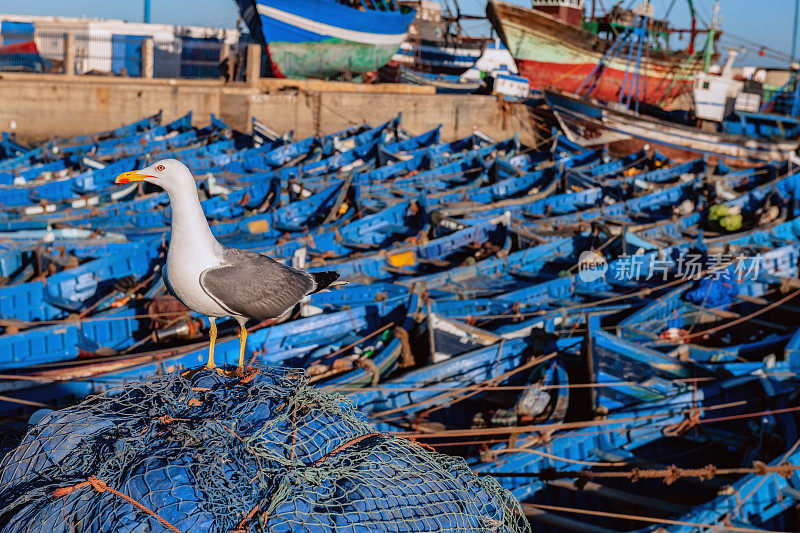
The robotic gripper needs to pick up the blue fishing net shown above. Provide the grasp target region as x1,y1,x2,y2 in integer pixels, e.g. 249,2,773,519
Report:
0,366,528,532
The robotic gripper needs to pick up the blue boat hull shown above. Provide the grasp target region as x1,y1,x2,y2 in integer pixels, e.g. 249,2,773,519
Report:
237,0,415,78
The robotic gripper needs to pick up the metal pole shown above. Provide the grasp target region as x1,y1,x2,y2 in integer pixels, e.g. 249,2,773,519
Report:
619,21,638,105
793,0,800,62
630,16,646,112
144,0,151,24
583,314,600,417
576,27,631,96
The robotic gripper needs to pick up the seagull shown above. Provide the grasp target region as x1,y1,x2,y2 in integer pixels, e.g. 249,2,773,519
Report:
116,159,343,375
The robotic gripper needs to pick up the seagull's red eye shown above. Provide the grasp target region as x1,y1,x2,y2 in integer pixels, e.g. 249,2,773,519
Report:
156,165,165,172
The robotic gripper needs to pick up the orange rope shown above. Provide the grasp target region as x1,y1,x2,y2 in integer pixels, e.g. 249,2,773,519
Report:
51,476,182,533
524,502,783,533
722,436,800,524
235,497,266,532
662,408,702,437
651,288,800,345
492,448,623,467
0,395,50,408
313,432,384,466
369,352,555,422
551,63,589,85
396,399,749,440
406,436,436,453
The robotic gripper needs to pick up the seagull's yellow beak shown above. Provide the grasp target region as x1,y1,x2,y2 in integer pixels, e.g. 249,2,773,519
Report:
115,171,147,184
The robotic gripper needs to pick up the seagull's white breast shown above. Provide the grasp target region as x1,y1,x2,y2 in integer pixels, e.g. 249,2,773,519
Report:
166,240,231,317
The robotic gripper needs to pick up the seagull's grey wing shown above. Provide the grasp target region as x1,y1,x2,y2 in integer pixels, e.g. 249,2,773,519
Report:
199,247,315,320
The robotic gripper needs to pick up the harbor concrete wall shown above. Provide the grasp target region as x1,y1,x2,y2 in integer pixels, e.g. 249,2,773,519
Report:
237,89,535,143
0,75,224,141
0,74,537,144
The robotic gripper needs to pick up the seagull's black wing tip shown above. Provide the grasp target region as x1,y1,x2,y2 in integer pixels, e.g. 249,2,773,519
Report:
311,271,341,293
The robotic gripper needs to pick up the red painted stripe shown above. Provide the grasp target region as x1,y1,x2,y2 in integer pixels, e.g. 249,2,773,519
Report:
517,59,691,105
264,44,285,79
0,41,38,55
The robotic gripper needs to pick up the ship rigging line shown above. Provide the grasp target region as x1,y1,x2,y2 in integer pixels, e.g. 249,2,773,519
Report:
691,7,795,63
395,400,800,441
482,462,800,482
462,285,781,334
367,352,557,422
645,288,800,346
722,436,800,524
522,503,786,533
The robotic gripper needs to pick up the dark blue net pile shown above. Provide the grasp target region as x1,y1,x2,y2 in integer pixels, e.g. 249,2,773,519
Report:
0,366,528,532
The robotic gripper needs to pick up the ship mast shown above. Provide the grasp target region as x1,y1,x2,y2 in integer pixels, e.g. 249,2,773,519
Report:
575,1,652,112
793,0,799,62
703,0,719,73
687,0,696,54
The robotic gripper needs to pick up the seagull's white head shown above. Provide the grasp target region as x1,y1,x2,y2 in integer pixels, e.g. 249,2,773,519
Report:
115,159,196,195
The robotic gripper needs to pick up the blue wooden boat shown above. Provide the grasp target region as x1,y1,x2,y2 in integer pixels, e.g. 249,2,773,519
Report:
0,133,29,162
253,198,425,260
565,157,704,191
470,373,793,483
451,156,693,229
400,67,484,94
235,0,415,80
583,317,718,412
400,232,605,297
2,105,800,531
617,257,800,365
350,334,573,438
480,376,800,532
227,118,396,174
0,292,419,423
546,89,800,166
625,164,800,254
515,176,702,239
307,212,512,281
400,131,497,163
378,126,441,163
46,111,162,154
422,165,560,216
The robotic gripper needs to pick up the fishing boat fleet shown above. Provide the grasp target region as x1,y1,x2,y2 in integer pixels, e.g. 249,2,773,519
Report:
2,0,800,530
0,105,799,530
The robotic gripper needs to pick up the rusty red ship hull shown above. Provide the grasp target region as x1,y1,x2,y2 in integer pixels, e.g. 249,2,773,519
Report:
487,0,704,105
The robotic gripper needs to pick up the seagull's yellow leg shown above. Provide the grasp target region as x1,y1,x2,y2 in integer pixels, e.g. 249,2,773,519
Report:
237,324,248,375
207,317,217,369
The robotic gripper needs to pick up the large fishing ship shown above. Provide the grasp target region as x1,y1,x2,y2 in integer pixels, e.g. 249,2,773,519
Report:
487,0,716,105
392,1,490,75
236,0,416,79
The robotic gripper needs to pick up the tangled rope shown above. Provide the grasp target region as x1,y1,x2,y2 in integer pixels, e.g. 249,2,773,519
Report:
487,461,799,490
51,476,181,533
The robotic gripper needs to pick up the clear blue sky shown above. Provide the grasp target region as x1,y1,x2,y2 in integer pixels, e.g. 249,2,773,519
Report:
0,0,796,67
